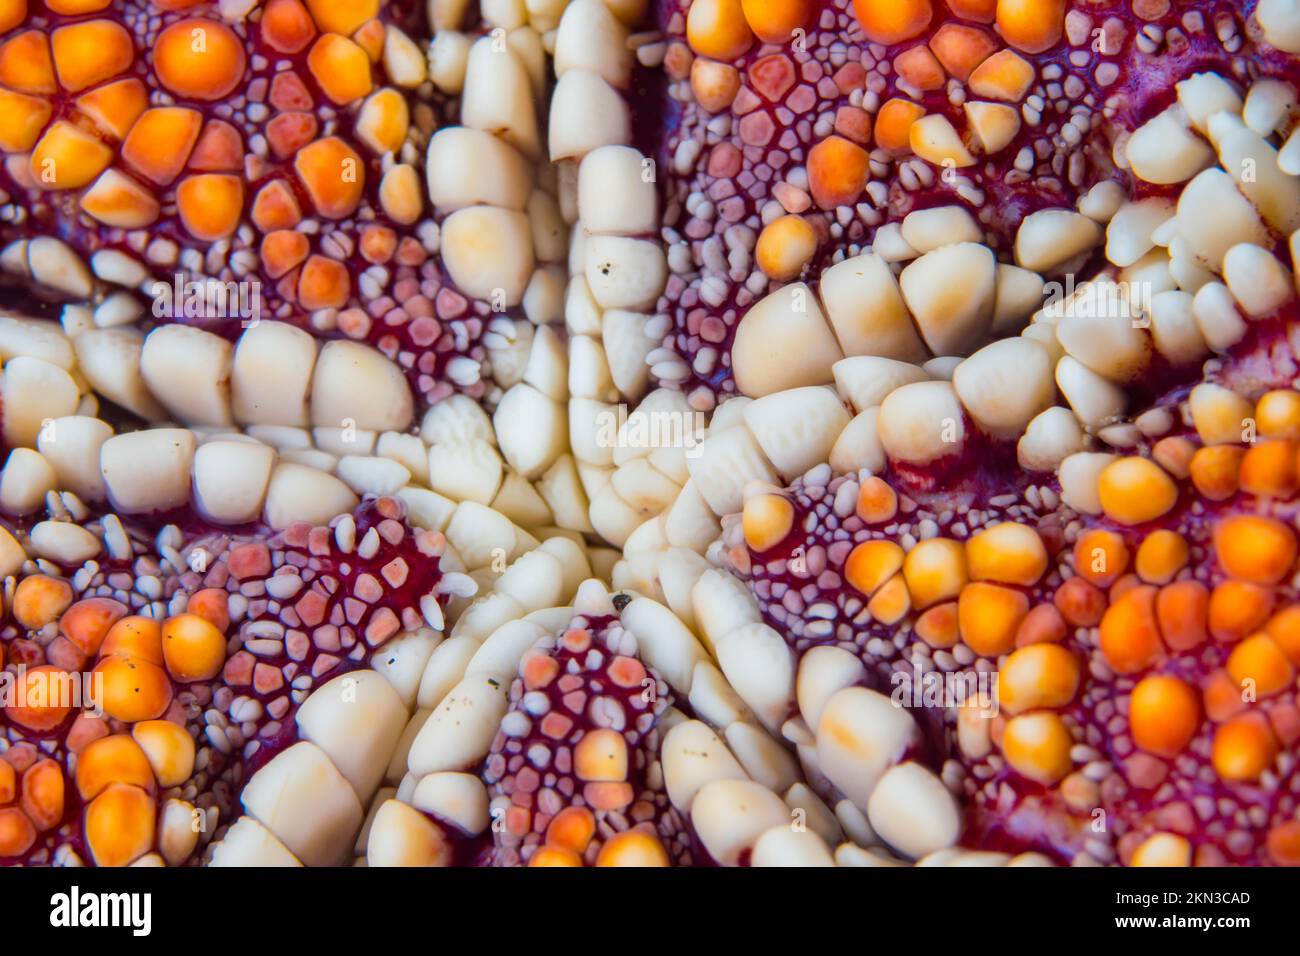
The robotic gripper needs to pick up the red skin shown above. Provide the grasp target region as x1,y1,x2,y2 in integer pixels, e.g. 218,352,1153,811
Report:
642,0,1300,402
722,390,1300,864
466,616,695,867
0,0,503,411
0,496,449,866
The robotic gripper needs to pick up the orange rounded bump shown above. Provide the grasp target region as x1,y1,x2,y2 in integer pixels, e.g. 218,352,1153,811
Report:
995,0,1064,54
66,713,108,754
1255,390,1300,440
1266,820,1300,866
84,783,156,867
60,598,128,657
5,665,75,732
583,781,634,811
1214,515,1297,585
966,521,1047,586
915,601,959,648
1239,440,1299,498
0,808,37,858
75,78,148,140
93,655,173,723
741,0,812,44
967,48,1034,101
193,118,250,172
867,573,912,625
743,494,796,552
0,30,57,95
1202,667,1248,723
20,759,65,831
690,58,741,112
998,643,1079,715
0,760,13,804
562,628,592,654
1211,713,1279,783
686,0,754,61
161,612,228,683
352,19,385,62
596,829,671,867
29,121,114,191
132,720,196,788
1151,435,1195,479
852,0,933,44
305,0,378,36
902,537,968,609
755,214,818,282
893,45,946,92
1096,456,1178,525
252,179,304,232
261,230,310,280
1208,579,1274,644
262,0,318,53
100,615,164,666
574,728,629,783
176,174,244,241
1099,585,1163,674
1052,576,1105,628
51,19,134,93
294,136,366,219
1072,529,1129,589
47,0,111,10
1227,633,1295,698
186,589,230,633
927,23,999,81
845,539,905,597
356,88,410,154
1129,674,1199,757
1001,711,1073,785
1134,530,1188,585
193,117,250,171
1188,445,1244,502
957,581,1028,657
1130,832,1192,867
153,18,247,101
14,575,72,630
359,225,397,263
1015,602,1067,646
545,806,596,854
122,107,203,185
875,98,927,153
0,0,26,33
307,34,374,105
1265,605,1300,665
75,734,156,802
807,134,871,210
1155,580,1209,651
0,89,51,152
297,255,352,310
529,846,584,867
856,476,898,524
946,0,997,20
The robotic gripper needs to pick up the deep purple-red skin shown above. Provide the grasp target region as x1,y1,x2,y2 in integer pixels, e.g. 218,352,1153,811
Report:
0,0,506,410
0,497,447,866
639,0,1300,399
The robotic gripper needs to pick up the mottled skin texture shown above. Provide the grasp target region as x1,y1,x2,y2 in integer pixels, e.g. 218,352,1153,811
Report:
0,496,447,865
644,0,1300,403
0,0,511,410
725,409,1300,865
470,614,696,867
